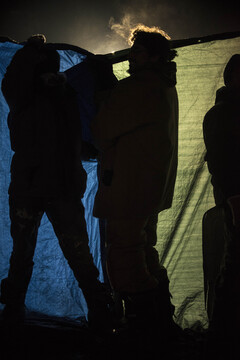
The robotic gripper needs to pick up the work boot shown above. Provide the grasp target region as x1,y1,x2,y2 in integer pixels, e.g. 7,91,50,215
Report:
0,278,26,326
156,280,183,340
82,281,115,340
121,289,160,357
124,289,159,327
0,303,26,326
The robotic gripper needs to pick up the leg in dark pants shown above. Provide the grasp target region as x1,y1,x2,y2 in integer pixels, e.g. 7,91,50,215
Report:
144,213,180,339
1,197,44,306
0,197,44,324
45,198,113,332
106,214,179,343
45,198,100,291
1,196,112,332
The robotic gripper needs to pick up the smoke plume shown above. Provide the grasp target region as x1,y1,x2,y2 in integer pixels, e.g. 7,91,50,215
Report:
106,4,175,53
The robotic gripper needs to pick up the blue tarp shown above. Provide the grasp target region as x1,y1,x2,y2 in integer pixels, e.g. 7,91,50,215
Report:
0,41,103,319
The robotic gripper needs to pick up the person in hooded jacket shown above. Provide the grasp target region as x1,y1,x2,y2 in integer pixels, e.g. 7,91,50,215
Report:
0,34,112,333
91,26,179,342
203,54,240,340
203,54,240,206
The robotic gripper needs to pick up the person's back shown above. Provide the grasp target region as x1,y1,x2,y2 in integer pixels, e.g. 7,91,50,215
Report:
2,35,46,114
2,38,86,199
30,65,86,199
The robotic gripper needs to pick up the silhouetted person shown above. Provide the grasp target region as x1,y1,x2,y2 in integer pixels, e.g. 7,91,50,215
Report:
0,34,112,333
91,26,180,346
65,55,118,288
203,54,240,340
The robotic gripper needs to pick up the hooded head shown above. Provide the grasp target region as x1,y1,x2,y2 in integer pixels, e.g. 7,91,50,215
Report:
223,54,240,90
35,46,60,77
26,34,46,48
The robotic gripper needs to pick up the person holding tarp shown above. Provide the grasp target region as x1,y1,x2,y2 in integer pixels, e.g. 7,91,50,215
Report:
91,25,180,346
0,34,112,334
64,54,118,289
203,54,240,339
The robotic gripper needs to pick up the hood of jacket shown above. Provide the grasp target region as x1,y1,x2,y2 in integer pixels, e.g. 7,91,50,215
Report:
215,85,240,105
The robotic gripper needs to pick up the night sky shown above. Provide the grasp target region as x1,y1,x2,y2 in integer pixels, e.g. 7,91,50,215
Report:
0,0,239,54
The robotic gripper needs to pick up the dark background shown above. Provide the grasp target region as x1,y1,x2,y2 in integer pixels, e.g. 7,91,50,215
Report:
0,0,239,54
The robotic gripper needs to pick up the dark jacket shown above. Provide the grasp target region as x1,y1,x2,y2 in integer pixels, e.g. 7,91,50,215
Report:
91,61,179,219
64,55,118,159
203,86,240,204
1,44,86,199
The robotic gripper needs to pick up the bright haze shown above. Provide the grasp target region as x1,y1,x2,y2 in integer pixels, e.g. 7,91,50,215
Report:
0,0,239,54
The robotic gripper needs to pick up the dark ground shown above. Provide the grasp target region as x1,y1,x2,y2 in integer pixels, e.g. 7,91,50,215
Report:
0,310,237,360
